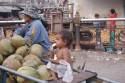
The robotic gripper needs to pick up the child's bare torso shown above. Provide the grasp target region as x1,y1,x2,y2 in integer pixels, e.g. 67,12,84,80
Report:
55,48,72,64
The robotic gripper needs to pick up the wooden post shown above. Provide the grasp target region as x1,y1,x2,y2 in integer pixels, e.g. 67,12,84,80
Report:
68,4,74,50
69,4,74,32
74,11,81,51
51,13,54,33
51,10,63,33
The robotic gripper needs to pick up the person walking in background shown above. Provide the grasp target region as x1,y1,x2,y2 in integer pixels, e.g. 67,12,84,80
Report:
108,8,118,52
93,13,102,50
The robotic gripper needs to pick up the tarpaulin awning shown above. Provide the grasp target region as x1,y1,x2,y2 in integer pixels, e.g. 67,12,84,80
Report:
0,6,20,12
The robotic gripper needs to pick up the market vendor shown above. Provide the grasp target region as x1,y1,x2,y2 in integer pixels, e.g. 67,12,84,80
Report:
14,7,51,57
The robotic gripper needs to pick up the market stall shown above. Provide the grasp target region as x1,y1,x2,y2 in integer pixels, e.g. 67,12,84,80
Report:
0,20,97,83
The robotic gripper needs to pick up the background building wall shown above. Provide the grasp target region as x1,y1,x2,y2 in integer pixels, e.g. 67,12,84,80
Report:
72,0,124,18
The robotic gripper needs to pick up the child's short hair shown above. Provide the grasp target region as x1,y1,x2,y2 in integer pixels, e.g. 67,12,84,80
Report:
58,30,73,48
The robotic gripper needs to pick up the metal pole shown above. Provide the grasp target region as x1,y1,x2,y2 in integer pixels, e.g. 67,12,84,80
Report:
0,20,24,24
81,18,125,22
1,70,8,83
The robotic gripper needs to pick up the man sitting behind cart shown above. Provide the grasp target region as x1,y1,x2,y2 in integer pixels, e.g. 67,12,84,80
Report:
14,7,51,57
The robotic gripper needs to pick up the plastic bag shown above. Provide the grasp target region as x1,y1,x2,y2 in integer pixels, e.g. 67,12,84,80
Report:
47,60,73,83
60,60,73,83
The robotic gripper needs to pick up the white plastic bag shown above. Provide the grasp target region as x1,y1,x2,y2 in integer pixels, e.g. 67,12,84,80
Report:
47,60,73,83
59,60,73,83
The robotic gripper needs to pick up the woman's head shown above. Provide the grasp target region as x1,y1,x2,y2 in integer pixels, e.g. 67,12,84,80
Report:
55,30,73,48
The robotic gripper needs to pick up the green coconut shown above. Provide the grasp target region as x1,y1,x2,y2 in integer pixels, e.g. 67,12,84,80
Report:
2,54,23,70
23,54,44,69
24,54,43,65
0,54,3,64
30,44,43,58
8,54,24,63
23,60,40,69
37,65,51,80
15,46,29,57
2,58,22,70
0,39,14,57
6,75,15,83
0,45,8,56
11,35,25,49
17,66,41,83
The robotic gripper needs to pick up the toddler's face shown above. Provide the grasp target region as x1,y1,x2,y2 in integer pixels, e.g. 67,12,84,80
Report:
55,34,65,48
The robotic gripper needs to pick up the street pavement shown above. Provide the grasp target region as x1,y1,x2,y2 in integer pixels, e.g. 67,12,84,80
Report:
71,50,125,83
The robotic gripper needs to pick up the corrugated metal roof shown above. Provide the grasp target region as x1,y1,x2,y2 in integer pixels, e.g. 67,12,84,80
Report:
0,6,20,12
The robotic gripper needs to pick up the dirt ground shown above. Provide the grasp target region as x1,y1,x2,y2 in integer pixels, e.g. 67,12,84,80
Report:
71,50,125,83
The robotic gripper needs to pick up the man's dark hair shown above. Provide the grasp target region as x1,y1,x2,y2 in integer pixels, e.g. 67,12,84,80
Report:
94,13,100,18
58,30,73,48
110,9,116,14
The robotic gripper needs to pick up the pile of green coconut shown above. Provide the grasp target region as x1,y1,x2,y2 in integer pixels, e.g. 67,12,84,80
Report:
0,35,51,83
